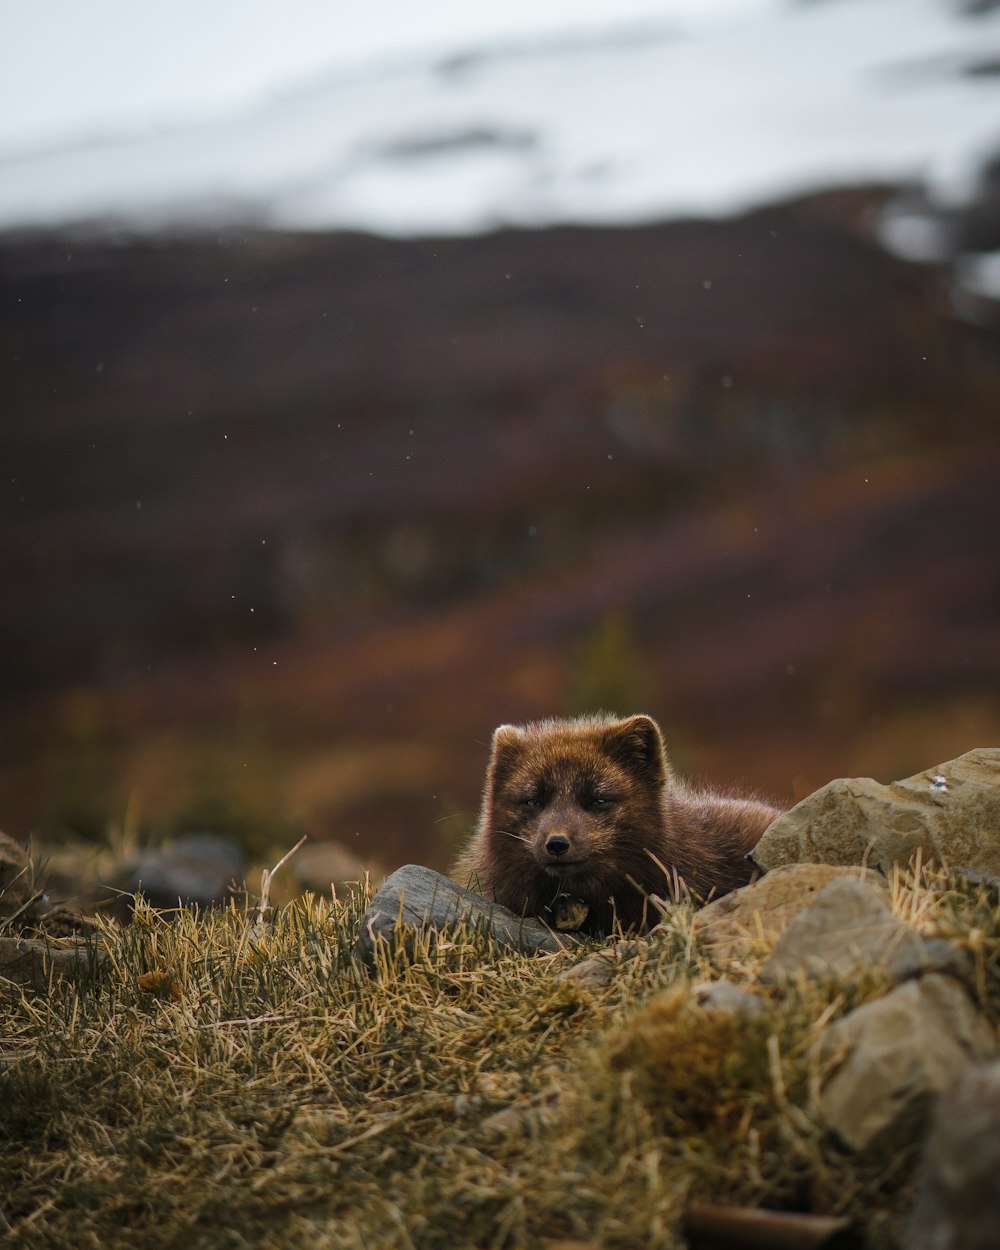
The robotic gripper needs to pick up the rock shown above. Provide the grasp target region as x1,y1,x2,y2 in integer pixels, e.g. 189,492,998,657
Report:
291,840,376,895
818,973,995,1153
480,1088,562,1136
0,831,32,918
556,953,616,988
555,939,642,988
355,864,582,968
122,833,246,911
759,876,969,987
691,978,766,1017
751,748,1000,875
693,863,883,964
0,935,107,991
905,1059,1000,1250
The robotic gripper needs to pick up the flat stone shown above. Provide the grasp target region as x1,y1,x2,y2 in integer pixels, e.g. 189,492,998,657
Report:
355,864,582,969
751,747,1000,875
0,936,108,992
693,863,882,964
760,876,968,986
905,1059,1000,1250
818,973,995,1153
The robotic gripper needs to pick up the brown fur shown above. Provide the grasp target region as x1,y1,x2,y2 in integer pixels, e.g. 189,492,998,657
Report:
452,713,784,935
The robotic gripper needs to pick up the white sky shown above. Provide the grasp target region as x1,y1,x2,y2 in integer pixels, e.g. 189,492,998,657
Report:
0,0,769,153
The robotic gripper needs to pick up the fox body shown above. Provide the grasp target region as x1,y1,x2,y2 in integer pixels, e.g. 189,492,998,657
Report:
452,713,783,935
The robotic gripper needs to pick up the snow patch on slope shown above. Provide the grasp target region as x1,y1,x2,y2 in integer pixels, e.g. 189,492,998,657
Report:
0,0,996,239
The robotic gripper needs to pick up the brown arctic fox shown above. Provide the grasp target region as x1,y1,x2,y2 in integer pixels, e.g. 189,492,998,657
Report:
452,713,783,935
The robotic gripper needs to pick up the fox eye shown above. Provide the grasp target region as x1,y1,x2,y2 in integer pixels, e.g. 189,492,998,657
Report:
587,794,617,810
519,794,544,809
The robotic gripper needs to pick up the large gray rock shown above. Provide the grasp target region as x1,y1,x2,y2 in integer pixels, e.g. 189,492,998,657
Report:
760,876,967,987
818,973,995,1153
693,863,883,964
751,748,1000,875
905,1059,1000,1250
355,864,582,968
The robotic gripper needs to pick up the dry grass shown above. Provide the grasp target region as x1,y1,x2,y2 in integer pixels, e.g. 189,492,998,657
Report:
2,866,999,1250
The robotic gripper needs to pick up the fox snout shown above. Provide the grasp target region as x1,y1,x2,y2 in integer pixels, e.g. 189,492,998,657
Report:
534,831,579,865
533,810,588,866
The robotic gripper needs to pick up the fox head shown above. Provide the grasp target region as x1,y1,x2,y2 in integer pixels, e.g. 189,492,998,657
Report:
476,713,672,931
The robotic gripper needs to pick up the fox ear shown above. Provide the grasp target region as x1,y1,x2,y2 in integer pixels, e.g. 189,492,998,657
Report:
604,715,669,785
487,724,524,790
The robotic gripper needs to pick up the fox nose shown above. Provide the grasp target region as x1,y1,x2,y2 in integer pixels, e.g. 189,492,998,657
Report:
545,834,571,858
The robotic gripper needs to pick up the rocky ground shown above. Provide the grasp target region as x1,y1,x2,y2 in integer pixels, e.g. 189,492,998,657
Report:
2,745,1000,1247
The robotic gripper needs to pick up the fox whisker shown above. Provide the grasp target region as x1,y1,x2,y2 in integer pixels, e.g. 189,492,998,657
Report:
497,828,532,846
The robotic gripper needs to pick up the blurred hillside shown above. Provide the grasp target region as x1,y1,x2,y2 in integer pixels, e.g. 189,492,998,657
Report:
2,186,1000,868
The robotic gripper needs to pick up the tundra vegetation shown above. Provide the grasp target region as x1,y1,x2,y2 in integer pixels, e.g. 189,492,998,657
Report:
3,862,999,1250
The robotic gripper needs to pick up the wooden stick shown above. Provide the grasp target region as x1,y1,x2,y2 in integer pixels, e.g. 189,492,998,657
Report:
684,1203,854,1250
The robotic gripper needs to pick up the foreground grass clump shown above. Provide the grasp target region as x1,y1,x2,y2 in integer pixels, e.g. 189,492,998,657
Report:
2,869,999,1249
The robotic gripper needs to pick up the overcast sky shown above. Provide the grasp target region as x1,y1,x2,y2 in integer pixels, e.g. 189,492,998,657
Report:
0,0,769,153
